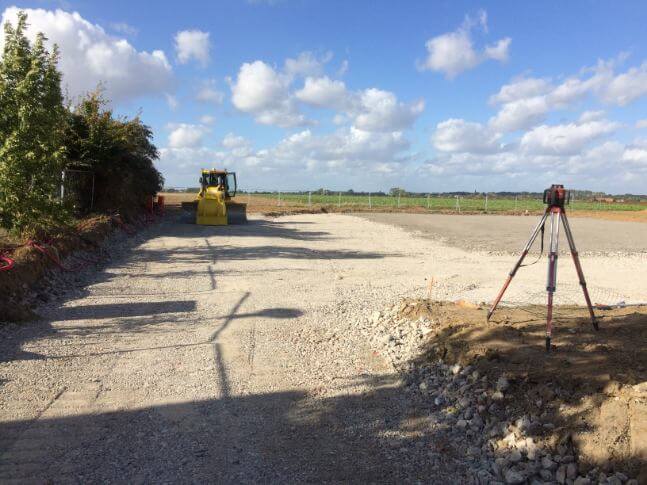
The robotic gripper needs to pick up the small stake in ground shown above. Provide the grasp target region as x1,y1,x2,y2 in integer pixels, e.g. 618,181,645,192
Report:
308,191,311,207
487,184,598,352
368,192,372,209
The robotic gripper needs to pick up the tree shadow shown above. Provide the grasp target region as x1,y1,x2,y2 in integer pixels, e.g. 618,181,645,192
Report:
0,374,470,483
173,217,333,242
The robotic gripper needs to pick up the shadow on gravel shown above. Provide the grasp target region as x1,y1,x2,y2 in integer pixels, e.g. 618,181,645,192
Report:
134,244,393,264
175,217,333,241
50,301,198,321
0,374,466,483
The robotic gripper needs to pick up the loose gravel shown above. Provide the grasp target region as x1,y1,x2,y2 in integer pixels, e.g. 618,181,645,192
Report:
0,213,644,483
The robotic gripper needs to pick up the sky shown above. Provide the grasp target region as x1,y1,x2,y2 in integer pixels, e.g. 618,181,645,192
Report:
1,1,647,194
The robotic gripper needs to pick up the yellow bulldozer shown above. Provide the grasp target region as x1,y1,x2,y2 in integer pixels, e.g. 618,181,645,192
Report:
182,169,247,225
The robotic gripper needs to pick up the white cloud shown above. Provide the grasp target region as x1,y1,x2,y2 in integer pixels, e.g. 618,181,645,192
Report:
254,126,411,174
230,53,423,131
158,125,413,188
200,115,216,125
432,118,502,154
168,123,209,148
425,111,633,185
196,79,225,104
600,61,647,106
488,96,549,132
230,60,307,127
635,120,647,129
489,77,552,105
419,10,511,78
222,133,249,149
354,89,424,132
578,110,606,123
488,57,647,133
484,37,511,62
0,7,173,103
165,94,179,110
284,51,331,78
295,79,424,132
110,22,138,36
295,76,348,109
174,29,210,66
623,144,647,166
520,119,618,156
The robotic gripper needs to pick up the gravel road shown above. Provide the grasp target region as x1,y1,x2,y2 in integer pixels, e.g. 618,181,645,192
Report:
1,213,645,482
359,212,647,255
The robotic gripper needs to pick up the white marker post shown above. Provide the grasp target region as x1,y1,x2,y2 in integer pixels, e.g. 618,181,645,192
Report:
427,193,430,209
278,191,281,206
485,194,488,213
515,195,518,212
308,191,312,207
368,192,372,209
338,192,341,208
397,193,401,208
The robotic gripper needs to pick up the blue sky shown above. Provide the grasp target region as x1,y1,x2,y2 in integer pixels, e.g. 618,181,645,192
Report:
2,1,647,193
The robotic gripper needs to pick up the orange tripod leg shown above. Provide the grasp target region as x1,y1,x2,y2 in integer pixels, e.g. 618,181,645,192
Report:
560,211,598,330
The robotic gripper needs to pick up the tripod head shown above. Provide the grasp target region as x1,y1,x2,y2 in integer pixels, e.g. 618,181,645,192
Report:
543,184,570,209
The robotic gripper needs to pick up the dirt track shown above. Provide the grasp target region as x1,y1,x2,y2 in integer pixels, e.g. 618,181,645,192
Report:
1,213,646,482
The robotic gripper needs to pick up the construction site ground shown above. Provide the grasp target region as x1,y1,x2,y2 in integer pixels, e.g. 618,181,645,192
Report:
1,211,646,482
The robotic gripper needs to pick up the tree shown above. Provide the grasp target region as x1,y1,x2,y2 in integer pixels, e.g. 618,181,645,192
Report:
389,187,406,197
64,91,163,217
0,11,67,231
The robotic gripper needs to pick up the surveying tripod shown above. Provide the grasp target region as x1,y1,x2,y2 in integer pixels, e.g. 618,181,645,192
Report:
487,185,598,352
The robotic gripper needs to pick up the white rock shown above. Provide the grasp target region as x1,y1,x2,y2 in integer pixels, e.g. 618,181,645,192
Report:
541,456,556,470
509,449,522,462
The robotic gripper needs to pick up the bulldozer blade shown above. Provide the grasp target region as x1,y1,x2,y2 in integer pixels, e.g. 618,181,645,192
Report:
226,202,247,224
181,201,198,212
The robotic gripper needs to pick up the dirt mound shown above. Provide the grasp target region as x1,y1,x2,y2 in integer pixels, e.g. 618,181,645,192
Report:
0,216,115,322
399,299,647,478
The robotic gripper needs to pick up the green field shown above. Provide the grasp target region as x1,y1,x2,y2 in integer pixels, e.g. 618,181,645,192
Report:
247,192,646,213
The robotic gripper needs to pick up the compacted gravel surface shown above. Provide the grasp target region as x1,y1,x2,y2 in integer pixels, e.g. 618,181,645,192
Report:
1,213,645,483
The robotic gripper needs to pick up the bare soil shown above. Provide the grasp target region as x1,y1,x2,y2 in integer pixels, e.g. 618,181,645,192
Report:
397,299,647,476
0,216,116,321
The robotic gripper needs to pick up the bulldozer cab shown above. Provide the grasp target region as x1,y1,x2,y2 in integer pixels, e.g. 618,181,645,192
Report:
200,170,237,198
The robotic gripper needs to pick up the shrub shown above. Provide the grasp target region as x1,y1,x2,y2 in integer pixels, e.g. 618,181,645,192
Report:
64,92,163,218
